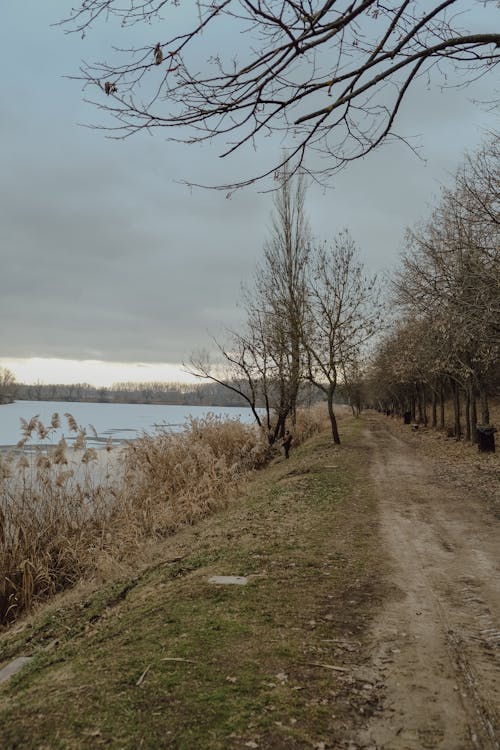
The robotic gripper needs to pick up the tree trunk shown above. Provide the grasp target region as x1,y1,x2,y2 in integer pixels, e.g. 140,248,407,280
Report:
480,387,490,425
327,389,341,445
274,413,287,441
431,387,437,429
421,384,428,426
417,385,424,424
250,406,263,429
410,393,416,423
465,389,471,442
289,338,300,426
395,396,402,417
470,386,478,444
440,382,446,430
453,381,461,440
264,394,272,431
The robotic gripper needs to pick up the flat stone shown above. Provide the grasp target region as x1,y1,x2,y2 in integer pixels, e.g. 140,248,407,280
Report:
207,576,248,586
0,656,32,685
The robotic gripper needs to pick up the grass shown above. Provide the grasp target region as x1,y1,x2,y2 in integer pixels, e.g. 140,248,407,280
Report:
0,411,385,749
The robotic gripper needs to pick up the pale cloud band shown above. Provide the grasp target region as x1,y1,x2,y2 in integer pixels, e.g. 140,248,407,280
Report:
0,359,197,387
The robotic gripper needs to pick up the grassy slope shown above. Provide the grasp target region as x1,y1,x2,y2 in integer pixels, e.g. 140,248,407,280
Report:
0,416,386,750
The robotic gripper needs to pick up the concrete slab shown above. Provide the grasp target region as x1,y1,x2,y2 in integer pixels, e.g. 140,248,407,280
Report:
207,576,248,586
0,656,32,685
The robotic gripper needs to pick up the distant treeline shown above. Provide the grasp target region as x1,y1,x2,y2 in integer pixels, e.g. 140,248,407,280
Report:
13,380,326,408
15,381,247,406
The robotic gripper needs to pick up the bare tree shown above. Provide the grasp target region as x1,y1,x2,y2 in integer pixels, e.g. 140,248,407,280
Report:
381,137,499,439
339,356,365,417
366,323,411,416
188,338,265,427
0,367,16,405
254,166,311,429
62,1,499,188
303,230,380,444
189,167,311,438
394,136,499,432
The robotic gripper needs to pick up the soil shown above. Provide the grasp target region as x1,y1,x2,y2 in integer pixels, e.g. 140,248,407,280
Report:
356,415,500,750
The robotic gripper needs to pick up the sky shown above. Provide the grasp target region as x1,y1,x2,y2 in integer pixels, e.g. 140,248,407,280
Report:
1,2,498,387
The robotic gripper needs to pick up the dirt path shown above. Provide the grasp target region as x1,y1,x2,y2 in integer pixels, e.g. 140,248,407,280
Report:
357,416,500,750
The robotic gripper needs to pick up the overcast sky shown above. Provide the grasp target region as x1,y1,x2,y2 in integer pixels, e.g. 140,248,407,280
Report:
1,2,498,386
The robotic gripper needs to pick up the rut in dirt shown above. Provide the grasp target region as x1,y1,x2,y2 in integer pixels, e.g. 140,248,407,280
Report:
356,416,500,750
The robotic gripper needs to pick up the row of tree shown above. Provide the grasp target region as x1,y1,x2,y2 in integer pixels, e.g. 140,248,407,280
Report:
2,379,260,407
366,136,499,440
190,168,380,444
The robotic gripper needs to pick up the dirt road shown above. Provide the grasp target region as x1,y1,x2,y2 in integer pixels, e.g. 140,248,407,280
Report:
357,416,500,750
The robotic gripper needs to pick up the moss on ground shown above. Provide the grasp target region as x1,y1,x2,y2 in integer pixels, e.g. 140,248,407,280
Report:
0,416,386,749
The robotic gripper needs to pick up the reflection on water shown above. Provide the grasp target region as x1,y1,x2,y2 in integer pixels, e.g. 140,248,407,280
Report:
0,401,258,450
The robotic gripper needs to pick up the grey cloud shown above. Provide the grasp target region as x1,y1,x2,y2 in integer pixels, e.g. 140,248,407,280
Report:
1,3,498,369
1,125,265,363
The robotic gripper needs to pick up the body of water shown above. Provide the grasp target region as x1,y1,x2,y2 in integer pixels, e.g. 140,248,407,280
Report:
0,401,259,449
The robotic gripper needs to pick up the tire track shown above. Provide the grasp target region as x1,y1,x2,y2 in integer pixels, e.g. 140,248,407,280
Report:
357,418,500,750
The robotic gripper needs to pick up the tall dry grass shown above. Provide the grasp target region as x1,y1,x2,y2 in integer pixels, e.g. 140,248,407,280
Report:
0,414,121,624
293,402,332,442
0,406,328,626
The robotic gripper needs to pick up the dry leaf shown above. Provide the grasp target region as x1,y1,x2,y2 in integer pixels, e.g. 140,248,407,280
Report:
154,43,163,65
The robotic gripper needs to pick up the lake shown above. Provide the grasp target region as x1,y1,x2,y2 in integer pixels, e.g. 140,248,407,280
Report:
0,401,259,450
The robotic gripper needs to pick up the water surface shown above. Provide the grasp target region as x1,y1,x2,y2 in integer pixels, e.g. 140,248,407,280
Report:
0,401,258,449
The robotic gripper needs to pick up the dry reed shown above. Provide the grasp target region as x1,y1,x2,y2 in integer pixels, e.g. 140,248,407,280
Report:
0,406,327,626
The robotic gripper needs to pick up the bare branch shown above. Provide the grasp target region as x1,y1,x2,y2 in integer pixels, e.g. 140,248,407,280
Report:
61,0,500,188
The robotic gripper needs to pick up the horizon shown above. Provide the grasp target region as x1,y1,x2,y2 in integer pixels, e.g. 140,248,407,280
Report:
0,358,199,389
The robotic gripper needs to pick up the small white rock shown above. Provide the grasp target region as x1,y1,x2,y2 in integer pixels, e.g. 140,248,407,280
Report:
207,575,248,585
0,657,32,684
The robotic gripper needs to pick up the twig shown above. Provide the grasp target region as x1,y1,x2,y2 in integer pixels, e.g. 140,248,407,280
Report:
308,662,349,673
160,657,195,663
136,665,151,685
